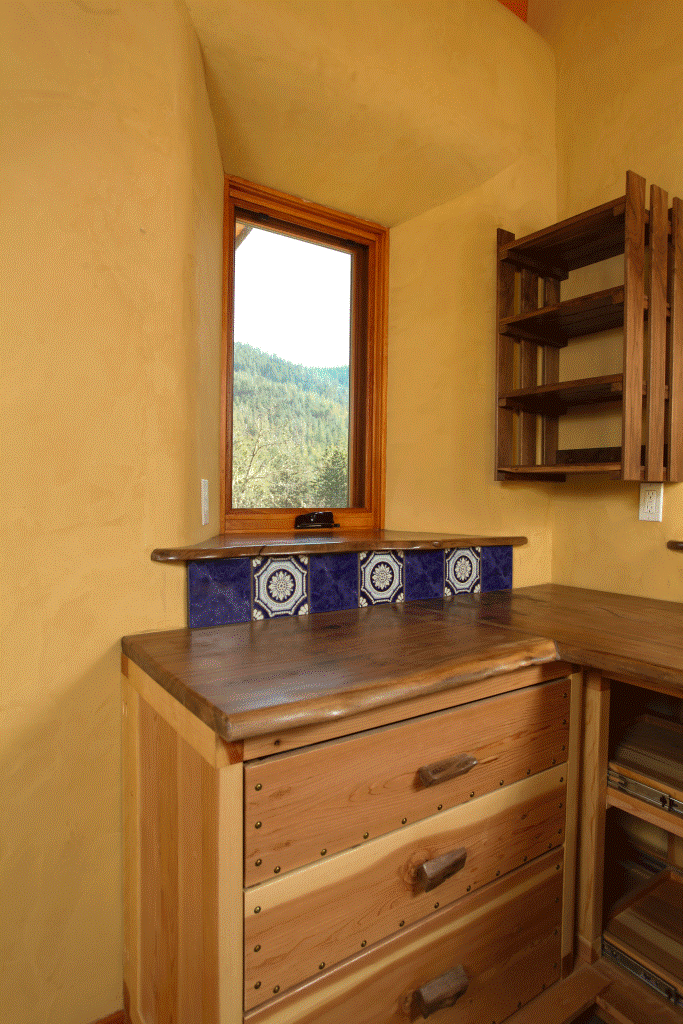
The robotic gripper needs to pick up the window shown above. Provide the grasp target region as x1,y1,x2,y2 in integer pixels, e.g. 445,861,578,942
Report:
221,177,388,532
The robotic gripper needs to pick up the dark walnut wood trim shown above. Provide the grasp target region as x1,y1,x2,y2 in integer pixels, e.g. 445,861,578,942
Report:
151,529,527,562
221,176,388,533
454,585,683,692
122,601,558,743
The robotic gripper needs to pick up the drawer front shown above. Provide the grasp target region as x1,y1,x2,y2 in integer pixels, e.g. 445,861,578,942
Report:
245,849,564,1024
244,765,566,1009
244,677,570,884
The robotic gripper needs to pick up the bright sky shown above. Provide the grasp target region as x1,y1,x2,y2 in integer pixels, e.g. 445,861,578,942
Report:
234,225,352,369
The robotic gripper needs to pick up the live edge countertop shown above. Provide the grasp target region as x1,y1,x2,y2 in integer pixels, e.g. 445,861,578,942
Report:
121,585,683,742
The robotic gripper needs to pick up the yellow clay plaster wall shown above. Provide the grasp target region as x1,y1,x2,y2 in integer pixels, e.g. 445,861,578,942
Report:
385,25,557,588
0,3,223,1022
528,0,683,600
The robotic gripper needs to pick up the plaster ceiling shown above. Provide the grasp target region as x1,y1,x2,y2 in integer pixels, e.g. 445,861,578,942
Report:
186,0,548,226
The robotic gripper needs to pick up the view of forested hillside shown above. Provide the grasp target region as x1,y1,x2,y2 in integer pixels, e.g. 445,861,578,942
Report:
232,342,350,508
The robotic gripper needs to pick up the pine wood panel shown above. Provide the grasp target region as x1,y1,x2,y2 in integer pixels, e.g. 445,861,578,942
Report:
595,958,683,1024
610,714,683,799
503,965,611,1024
245,852,563,1024
244,678,570,883
244,766,567,1008
606,787,683,840
605,871,683,990
577,670,610,964
243,662,571,758
123,686,243,1024
561,670,583,975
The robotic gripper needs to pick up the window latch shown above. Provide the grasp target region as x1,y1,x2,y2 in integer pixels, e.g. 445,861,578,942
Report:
294,511,340,530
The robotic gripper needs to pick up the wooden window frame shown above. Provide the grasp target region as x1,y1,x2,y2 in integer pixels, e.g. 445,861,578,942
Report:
221,176,388,533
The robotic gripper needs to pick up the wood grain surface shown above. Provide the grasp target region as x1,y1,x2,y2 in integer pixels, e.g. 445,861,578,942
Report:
243,678,569,883
122,601,558,742
151,529,528,561
243,767,567,1007
245,851,563,1024
454,585,683,691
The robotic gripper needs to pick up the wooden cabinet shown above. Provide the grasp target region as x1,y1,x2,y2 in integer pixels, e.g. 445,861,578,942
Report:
495,170,683,481
600,677,682,1007
121,658,579,1024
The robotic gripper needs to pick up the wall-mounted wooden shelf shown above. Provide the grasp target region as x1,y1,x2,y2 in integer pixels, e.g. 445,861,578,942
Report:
495,171,682,482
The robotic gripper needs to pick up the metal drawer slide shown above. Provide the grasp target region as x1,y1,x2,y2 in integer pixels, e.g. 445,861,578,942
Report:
602,939,682,1008
607,769,683,819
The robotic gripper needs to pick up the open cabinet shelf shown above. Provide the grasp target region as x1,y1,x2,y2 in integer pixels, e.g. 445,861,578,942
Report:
495,171,683,482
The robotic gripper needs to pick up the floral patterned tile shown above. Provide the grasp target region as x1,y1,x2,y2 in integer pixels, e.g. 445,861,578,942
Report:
445,548,481,596
359,550,404,605
252,556,309,618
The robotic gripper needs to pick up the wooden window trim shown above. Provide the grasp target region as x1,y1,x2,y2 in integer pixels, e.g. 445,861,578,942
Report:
221,176,388,533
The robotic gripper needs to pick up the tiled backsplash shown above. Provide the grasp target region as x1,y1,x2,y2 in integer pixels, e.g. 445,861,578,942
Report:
188,546,512,627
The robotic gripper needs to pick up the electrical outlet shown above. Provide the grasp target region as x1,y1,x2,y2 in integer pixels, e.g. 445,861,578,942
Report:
201,478,209,526
639,482,663,521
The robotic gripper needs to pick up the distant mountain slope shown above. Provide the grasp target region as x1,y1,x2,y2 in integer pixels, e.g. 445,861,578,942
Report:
232,342,350,508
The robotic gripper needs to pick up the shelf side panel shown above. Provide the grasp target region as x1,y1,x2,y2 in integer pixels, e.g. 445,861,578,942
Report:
668,197,683,482
622,170,647,480
496,229,517,477
646,184,669,481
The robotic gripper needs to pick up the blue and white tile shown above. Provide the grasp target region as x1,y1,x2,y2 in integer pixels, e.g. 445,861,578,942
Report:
309,553,359,613
187,558,252,627
359,550,404,605
404,549,444,601
252,556,309,618
481,545,513,592
445,548,481,596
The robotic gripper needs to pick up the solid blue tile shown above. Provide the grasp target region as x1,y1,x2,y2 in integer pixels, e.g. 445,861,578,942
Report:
480,546,513,592
309,553,359,613
404,549,444,601
187,559,251,627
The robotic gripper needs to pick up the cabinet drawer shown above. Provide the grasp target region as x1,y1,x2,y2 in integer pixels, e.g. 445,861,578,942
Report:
244,677,570,884
245,849,564,1024
244,765,567,1009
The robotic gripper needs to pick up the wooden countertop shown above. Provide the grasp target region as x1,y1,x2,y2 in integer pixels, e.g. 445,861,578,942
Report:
122,600,556,741
122,585,683,742
454,585,683,692
150,529,528,562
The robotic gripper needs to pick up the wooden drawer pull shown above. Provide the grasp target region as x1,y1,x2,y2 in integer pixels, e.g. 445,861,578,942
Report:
415,847,467,892
418,754,478,787
412,965,469,1019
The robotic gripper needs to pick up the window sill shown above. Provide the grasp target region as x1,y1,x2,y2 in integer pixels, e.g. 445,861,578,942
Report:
151,530,527,562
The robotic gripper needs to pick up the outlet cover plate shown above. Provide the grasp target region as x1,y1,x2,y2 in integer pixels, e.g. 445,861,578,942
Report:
639,483,663,521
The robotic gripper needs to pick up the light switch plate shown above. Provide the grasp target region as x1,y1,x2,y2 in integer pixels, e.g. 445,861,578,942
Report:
201,478,209,526
639,482,663,521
